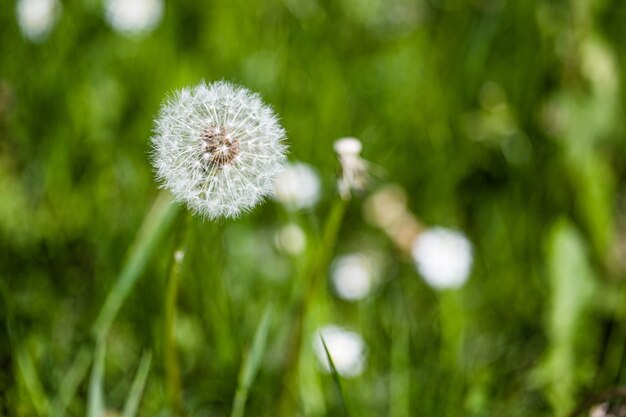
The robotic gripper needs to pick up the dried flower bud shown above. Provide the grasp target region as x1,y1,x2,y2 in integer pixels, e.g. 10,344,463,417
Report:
151,81,288,219
334,137,369,199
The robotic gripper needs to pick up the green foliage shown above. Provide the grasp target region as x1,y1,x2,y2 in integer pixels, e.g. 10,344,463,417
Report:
2,0,626,416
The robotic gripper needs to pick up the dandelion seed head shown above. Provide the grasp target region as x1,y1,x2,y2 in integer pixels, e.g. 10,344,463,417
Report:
16,0,60,42
105,0,163,36
312,325,367,378
411,227,473,290
151,81,288,219
331,253,379,301
334,136,362,155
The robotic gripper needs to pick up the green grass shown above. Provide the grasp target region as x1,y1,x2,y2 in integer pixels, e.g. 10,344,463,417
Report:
2,0,626,416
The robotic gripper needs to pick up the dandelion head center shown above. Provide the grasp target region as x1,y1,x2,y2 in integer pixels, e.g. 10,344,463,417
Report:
201,125,240,167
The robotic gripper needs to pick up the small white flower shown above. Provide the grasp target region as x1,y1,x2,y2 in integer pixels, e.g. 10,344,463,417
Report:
16,0,60,42
273,162,321,210
151,81,288,219
105,0,163,36
334,137,369,199
411,227,473,290
331,253,378,301
313,325,367,378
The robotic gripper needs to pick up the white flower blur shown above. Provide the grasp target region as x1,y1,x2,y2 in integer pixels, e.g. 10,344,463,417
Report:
274,223,306,256
151,81,288,219
313,325,366,378
273,162,321,210
411,227,473,290
331,253,378,301
105,0,163,36
16,0,60,42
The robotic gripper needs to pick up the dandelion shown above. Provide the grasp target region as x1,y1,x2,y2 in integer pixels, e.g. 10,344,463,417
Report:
334,137,369,199
151,81,288,219
273,162,321,210
331,253,379,301
16,0,60,42
312,325,367,378
105,0,163,36
274,223,307,256
411,227,473,290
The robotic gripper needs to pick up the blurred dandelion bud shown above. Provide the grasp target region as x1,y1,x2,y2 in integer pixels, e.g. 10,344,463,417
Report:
334,137,369,199
151,81,288,219
330,252,381,301
16,0,60,42
274,223,307,256
411,227,473,290
363,184,423,254
105,0,163,36
312,325,367,378
273,162,321,210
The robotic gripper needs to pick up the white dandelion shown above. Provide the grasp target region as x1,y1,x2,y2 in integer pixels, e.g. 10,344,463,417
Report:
313,325,367,378
411,227,473,290
330,253,379,301
151,81,288,219
16,0,60,42
105,0,163,36
273,162,321,210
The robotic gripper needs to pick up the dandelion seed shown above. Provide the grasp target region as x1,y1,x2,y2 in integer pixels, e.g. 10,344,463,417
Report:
273,162,321,210
151,81,288,219
334,137,369,199
312,325,367,378
411,227,473,290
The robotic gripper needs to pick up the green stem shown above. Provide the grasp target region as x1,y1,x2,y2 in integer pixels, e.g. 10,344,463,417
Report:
278,197,349,416
164,213,189,416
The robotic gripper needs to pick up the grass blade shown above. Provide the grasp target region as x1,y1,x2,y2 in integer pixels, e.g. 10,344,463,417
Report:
320,336,350,417
87,340,106,417
15,345,51,416
231,305,273,417
122,351,153,417
51,347,92,417
92,191,180,339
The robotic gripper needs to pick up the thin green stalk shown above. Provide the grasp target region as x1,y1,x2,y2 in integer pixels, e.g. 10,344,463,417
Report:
92,191,180,340
51,347,92,417
15,345,51,416
164,213,189,416
390,317,410,417
320,336,350,417
278,197,348,416
439,290,464,370
122,351,153,417
87,339,106,417
231,306,273,417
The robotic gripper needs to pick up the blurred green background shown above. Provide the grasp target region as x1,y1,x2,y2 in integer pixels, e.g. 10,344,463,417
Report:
2,0,626,416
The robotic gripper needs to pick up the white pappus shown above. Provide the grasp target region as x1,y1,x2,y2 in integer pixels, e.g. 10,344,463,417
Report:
151,81,288,219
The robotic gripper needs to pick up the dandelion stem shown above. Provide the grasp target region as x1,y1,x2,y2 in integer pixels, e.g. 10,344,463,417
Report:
164,213,189,417
278,197,349,416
